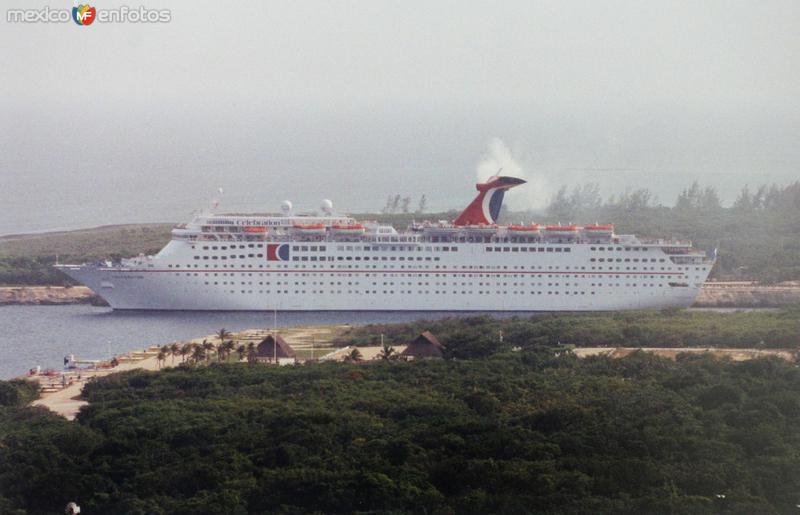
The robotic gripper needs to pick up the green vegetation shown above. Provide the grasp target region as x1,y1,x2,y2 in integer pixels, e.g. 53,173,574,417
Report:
0,224,173,286
2,346,800,513
532,181,800,282
336,307,800,355
0,379,38,408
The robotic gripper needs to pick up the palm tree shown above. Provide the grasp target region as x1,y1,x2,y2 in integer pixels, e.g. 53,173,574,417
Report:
191,344,205,364
201,339,215,363
236,344,246,362
344,348,363,363
169,342,180,364
378,342,396,361
179,343,192,363
220,340,236,362
156,350,167,369
246,342,257,364
216,328,233,344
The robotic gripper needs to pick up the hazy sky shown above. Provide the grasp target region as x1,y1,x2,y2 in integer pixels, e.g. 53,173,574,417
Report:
1,0,799,233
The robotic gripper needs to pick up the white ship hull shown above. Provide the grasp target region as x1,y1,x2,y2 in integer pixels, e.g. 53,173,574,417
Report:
58,240,711,311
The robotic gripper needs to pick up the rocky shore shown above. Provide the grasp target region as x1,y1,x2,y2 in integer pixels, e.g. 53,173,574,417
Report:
693,281,800,308
0,286,106,306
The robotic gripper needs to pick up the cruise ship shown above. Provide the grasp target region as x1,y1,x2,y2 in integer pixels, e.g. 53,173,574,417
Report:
57,176,715,311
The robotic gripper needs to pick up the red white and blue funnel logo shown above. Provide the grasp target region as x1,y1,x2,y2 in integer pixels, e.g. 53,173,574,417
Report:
266,244,290,261
453,176,526,226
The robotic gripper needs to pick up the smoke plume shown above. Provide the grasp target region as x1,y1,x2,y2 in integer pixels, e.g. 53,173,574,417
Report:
475,138,549,211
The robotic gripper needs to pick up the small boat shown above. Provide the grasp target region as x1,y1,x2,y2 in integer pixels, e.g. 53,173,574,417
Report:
292,224,327,236
544,225,579,233
331,223,365,236
507,224,541,233
243,226,267,234
583,224,614,233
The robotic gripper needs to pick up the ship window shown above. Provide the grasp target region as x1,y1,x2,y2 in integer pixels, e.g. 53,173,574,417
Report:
486,247,492,252
320,246,326,251
547,248,553,252
293,246,299,251
555,248,562,252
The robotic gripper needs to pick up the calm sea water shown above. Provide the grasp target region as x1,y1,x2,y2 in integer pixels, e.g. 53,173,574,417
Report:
0,306,515,379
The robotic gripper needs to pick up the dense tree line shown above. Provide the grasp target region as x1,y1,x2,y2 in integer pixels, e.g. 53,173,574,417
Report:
2,338,800,513
528,181,800,282
0,256,74,286
336,307,800,356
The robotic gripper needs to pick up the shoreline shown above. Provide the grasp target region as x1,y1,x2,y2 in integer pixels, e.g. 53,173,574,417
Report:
0,286,106,306
24,324,347,420
2,282,799,308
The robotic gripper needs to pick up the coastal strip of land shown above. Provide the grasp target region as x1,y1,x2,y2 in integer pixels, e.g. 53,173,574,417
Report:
3,282,800,308
27,324,348,420
26,319,799,420
0,286,104,306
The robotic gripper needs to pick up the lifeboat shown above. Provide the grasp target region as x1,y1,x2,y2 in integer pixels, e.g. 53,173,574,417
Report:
330,223,365,236
544,225,579,233
243,226,267,234
507,224,541,233
292,223,327,236
583,224,614,237
583,224,613,231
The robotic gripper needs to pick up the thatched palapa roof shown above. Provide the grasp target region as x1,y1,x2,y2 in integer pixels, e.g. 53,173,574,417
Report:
256,334,296,359
399,331,444,359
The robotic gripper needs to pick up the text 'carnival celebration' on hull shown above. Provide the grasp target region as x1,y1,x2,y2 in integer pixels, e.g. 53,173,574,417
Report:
57,176,715,311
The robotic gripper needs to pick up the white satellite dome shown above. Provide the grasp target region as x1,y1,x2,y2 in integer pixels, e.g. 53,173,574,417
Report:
280,200,293,215
321,199,334,214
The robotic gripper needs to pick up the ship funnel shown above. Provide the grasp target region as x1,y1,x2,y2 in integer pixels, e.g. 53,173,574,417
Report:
453,176,526,226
